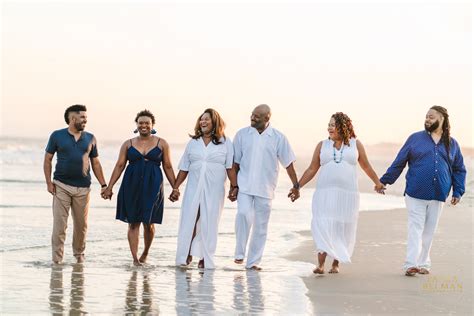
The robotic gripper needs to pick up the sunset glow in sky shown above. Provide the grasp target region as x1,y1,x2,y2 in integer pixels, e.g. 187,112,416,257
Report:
1,0,472,151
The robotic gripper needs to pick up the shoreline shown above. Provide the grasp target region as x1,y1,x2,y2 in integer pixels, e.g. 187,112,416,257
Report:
286,207,473,315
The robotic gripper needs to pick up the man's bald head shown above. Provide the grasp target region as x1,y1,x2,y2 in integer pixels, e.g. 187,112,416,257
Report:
254,104,271,117
251,104,271,132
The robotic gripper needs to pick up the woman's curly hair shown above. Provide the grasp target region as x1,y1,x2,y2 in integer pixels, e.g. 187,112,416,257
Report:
332,112,356,145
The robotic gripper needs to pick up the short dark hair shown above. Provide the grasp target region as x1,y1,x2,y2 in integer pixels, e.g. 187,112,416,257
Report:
64,104,87,124
135,109,156,125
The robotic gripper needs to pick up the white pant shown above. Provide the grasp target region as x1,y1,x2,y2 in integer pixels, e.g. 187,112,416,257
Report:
404,195,444,271
234,193,272,268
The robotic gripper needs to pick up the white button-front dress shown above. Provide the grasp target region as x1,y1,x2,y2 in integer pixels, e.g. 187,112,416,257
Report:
175,137,234,269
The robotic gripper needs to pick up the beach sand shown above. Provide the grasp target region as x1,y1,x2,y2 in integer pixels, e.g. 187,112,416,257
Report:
286,206,473,315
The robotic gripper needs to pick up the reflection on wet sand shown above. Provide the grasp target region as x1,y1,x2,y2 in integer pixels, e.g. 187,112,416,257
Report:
175,269,216,315
49,265,64,315
232,270,264,313
125,270,158,315
49,264,85,314
70,264,85,313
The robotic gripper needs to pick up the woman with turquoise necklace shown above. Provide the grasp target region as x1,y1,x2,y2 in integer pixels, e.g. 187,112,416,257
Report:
288,112,385,274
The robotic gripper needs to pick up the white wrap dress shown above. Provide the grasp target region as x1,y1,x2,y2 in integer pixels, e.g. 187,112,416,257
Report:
175,137,233,269
311,138,360,263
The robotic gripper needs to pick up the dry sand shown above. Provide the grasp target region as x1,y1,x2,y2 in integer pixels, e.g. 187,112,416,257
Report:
286,206,473,315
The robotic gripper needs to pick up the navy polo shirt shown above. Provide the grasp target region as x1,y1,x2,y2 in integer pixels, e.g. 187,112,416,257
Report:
45,128,99,188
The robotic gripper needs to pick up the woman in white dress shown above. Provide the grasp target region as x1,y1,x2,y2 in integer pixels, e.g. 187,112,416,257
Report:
289,112,385,274
170,108,238,269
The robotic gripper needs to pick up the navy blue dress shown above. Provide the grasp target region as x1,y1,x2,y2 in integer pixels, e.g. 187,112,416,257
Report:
116,142,164,224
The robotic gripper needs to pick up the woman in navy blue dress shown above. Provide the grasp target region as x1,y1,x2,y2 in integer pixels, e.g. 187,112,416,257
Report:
103,110,176,266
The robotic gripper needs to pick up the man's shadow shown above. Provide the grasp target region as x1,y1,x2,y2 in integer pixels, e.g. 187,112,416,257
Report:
124,270,158,314
49,264,85,315
232,270,265,313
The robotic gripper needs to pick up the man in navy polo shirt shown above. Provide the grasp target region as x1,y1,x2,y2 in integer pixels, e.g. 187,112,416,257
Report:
380,106,466,276
43,104,107,264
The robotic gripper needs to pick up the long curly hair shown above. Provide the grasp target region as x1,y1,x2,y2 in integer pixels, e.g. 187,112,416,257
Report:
332,112,356,145
190,108,226,145
430,105,451,158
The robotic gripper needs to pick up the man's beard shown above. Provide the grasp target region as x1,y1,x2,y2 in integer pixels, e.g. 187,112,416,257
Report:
75,122,85,131
424,120,440,133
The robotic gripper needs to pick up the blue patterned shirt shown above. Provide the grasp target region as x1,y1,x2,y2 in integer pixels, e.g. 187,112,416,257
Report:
380,131,466,202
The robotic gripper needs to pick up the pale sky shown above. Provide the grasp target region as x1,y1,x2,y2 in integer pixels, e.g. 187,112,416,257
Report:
1,0,472,152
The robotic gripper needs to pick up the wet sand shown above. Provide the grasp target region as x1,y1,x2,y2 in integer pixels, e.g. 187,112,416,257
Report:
286,206,473,315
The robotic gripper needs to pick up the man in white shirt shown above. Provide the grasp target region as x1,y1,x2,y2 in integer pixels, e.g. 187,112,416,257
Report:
232,104,299,270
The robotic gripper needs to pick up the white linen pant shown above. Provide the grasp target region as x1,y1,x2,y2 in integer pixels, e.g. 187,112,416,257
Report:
404,195,444,271
234,193,272,268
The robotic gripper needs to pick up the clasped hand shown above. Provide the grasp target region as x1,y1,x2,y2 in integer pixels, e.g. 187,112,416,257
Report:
374,182,386,194
101,186,113,200
288,187,300,202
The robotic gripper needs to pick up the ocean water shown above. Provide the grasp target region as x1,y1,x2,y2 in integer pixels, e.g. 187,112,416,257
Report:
1,137,471,314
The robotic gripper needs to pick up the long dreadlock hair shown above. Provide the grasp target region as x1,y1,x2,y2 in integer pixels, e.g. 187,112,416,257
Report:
430,105,452,161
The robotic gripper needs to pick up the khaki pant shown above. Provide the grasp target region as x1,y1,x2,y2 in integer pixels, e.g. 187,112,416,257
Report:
52,180,91,262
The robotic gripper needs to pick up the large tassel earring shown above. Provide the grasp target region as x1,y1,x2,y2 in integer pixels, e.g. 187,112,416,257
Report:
151,129,157,135
133,129,138,133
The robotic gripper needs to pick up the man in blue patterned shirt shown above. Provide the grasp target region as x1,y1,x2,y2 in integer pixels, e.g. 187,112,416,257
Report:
380,106,466,276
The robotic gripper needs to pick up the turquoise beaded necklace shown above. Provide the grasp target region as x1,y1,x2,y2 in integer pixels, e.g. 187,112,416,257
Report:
333,142,344,163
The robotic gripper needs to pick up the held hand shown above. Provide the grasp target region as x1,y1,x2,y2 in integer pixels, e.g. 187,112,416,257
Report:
288,188,300,202
169,189,180,202
451,196,460,205
47,182,56,195
101,187,113,200
374,182,386,195
228,187,238,202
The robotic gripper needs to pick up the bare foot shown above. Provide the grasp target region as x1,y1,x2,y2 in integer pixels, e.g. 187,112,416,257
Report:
234,258,244,264
249,266,262,271
418,268,430,275
313,267,324,274
133,260,143,267
76,255,85,264
139,253,148,264
186,255,193,265
329,260,339,274
329,266,339,274
198,259,204,269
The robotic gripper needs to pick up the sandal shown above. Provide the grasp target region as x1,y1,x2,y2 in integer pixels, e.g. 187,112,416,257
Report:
405,267,419,276
418,268,430,274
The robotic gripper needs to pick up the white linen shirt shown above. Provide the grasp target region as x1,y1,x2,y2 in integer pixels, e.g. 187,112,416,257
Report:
233,125,295,199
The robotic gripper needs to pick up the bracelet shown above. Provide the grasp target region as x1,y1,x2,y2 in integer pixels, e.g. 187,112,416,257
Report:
172,188,179,192
231,184,239,189
101,184,107,188
293,182,300,190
